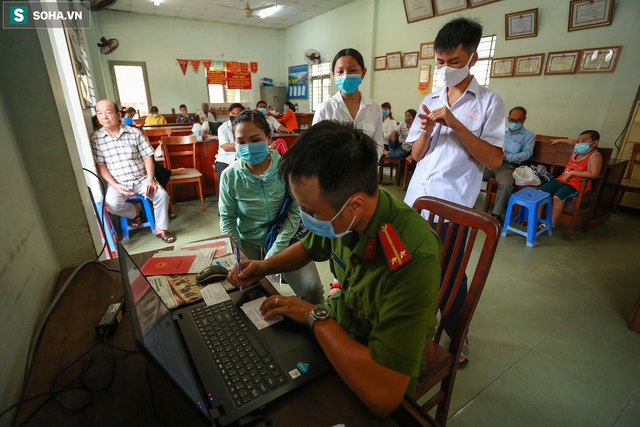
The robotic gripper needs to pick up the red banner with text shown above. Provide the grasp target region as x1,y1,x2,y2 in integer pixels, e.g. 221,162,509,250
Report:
226,61,252,90
207,69,226,85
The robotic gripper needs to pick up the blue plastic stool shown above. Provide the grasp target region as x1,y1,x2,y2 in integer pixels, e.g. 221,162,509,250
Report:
118,195,156,240
503,188,552,247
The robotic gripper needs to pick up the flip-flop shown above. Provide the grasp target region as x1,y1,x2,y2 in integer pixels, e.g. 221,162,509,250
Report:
169,213,177,220
156,231,176,243
458,342,470,369
129,214,142,228
537,223,547,231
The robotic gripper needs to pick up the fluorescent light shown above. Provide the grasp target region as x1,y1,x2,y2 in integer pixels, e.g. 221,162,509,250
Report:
153,0,160,6
259,5,280,19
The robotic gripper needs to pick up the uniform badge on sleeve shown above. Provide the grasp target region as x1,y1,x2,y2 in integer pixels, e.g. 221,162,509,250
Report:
378,223,411,271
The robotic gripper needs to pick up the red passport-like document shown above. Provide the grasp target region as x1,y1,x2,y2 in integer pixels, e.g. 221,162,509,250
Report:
140,255,197,276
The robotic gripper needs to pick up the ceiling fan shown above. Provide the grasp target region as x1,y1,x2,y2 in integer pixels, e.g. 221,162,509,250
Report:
220,1,276,17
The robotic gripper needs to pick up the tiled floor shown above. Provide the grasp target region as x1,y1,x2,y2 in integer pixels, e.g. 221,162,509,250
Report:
118,182,640,427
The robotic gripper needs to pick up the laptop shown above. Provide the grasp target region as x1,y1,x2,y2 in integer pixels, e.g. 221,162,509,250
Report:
117,243,331,426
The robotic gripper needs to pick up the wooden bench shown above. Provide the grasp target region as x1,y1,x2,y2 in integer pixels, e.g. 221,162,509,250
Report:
483,139,613,239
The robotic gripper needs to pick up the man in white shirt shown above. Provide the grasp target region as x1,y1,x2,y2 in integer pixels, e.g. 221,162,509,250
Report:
215,103,245,188
404,17,505,367
197,103,216,123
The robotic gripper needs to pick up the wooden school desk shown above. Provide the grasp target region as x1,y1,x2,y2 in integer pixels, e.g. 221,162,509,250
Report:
14,246,435,427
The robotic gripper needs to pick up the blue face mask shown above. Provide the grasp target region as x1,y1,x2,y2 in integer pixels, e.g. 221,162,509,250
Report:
257,108,267,115
382,110,389,118
574,142,592,154
334,74,362,94
283,107,289,113
300,198,356,239
508,122,522,132
237,142,268,165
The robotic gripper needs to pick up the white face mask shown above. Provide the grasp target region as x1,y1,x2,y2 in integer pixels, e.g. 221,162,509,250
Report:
438,53,474,88
152,113,158,117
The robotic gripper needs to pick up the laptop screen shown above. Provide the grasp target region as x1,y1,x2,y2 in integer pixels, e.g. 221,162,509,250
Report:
118,245,209,419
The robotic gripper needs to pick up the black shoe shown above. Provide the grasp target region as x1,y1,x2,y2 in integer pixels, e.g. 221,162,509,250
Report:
491,213,503,223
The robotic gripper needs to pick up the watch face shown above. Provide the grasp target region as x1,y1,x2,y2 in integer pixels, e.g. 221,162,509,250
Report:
313,307,329,318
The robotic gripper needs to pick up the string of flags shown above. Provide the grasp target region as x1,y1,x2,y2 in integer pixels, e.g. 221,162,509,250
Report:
176,59,259,90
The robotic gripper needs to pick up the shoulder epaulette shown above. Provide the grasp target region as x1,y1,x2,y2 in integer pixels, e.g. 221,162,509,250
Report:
378,223,411,271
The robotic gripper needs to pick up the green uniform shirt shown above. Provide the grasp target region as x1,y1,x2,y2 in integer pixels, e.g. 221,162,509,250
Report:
301,187,441,395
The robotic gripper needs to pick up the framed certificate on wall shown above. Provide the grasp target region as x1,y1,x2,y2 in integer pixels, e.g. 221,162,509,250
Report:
569,0,615,31
514,54,544,76
490,57,514,78
578,46,621,73
403,0,435,23
505,9,538,40
544,51,581,75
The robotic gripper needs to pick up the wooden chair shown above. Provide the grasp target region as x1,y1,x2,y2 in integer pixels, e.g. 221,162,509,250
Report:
161,136,205,211
614,143,640,211
379,155,402,186
403,156,415,190
144,127,171,144
410,197,500,427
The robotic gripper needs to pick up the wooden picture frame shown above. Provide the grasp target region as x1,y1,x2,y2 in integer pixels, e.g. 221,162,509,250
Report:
386,52,402,70
403,52,419,68
490,57,514,78
513,53,544,76
505,8,538,40
569,0,615,32
578,46,621,73
403,0,435,24
418,64,432,94
434,0,467,16
374,56,387,71
544,50,581,75
470,0,499,7
419,42,435,60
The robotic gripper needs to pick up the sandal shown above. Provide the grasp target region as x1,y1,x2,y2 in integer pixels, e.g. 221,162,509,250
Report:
169,212,177,220
129,214,142,228
537,223,547,231
458,341,470,369
156,231,176,243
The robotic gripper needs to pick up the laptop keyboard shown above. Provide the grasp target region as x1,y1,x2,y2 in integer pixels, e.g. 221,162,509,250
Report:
191,301,287,408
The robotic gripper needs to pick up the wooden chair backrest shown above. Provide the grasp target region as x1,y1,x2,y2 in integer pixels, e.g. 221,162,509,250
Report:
144,128,172,144
534,134,567,143
627,143,640,179
412,197,500,347
160,136,197,170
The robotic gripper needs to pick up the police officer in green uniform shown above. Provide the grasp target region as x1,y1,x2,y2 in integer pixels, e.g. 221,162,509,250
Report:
228,120,441,417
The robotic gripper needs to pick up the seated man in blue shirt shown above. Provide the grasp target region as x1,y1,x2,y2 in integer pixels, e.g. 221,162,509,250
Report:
482,106,535,222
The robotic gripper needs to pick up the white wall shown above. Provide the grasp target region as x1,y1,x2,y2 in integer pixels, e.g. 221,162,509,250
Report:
283,0,640,149
93,10,286,112
283,0,377,112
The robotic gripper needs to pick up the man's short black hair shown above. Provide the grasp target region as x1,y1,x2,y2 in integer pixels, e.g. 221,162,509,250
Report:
434,17,483,56
229,103,245,112
278,121,378,211
256,100,267,108
580,130,600,142
509,106,527,117
150,106,159,113
179,104,187,110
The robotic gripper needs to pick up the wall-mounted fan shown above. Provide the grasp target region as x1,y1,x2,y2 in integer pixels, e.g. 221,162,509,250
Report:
219,1,276,17
304,49,321,65
97,37,119,55
81,0,118,11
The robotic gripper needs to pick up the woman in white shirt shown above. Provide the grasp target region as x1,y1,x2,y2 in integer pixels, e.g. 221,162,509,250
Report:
380,102,398,143
312,48,384,159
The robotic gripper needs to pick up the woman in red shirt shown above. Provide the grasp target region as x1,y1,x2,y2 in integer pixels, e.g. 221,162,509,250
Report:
277,102,299,132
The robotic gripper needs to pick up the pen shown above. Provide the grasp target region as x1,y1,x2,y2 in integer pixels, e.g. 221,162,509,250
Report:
235,242,244,292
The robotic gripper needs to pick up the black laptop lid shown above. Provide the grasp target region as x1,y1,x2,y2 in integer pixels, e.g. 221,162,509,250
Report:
117,243,212,424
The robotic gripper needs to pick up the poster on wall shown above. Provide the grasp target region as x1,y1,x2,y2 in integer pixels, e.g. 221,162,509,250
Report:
288,64,308,99
207,69,226,85
226,61,252,90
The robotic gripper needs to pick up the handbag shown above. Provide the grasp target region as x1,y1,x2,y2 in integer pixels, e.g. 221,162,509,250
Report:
265,190,309,253
512,165,541,186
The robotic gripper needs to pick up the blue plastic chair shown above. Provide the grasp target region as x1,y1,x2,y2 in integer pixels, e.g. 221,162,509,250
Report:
118,195,156,240
503,188,552,247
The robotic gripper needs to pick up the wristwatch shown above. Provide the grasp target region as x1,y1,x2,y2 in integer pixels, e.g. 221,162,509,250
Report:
306,307,330,330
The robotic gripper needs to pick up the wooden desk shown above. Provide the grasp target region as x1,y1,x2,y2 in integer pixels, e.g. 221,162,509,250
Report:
272,132,300,149
15,249,434,427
